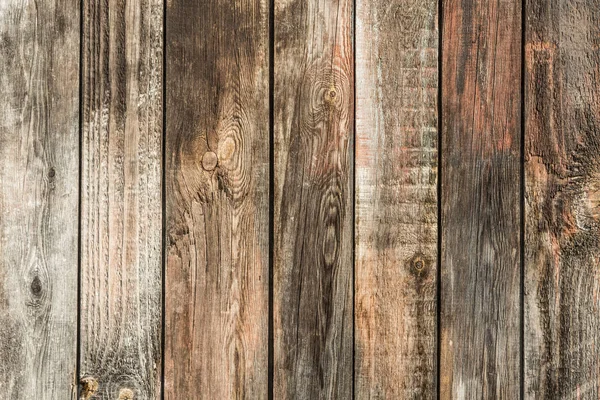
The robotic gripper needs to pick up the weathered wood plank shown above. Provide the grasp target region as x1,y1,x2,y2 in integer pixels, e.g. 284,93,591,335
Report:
440,0,522,397
0,0,79,398
80,0,163,398
524,0,600,398
273,0,354,398
165,0,270,398
355,0,438,397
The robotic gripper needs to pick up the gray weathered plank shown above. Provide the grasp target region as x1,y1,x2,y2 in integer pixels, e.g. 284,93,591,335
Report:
440,0,522,397
165,0,270,398
0,0,79,398
80,0,163,398
273,0,354,398
355,0,438,397
524,0,600,397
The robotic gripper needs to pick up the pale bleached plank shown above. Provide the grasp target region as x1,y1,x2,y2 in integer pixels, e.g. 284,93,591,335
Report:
164,0,270,398
80,0,163,397
355,0,438,397
0,0,79,398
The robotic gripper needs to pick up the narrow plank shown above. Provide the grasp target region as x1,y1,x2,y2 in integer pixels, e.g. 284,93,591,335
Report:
440,0,522,397
165,0,270,398
355,0,438,396
524,0,600,397
0,0,79,398
273,0,354,398
80,0,163,397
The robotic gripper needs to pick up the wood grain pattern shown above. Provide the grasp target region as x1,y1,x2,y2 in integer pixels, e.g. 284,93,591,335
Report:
440,0,521,397
80,0,163,398
273,0,354,398
355,0,438,397
0,0,79,398
165,0,270,398
524,0,600,398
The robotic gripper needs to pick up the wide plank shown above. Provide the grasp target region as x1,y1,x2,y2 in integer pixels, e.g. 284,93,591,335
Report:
355,0,439,397
524,0,600,397
164,0,270,398
0,0,79,398
79,0,163,398
273,0,354,398
440,0,522,397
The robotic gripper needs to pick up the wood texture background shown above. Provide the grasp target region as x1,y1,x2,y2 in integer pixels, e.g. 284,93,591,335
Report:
525,0,600,398
355,0,438,397
440,0,522,397
273,0,354,398
165,0,270,398
1,0,600,398
0,1,79,399
80,0,163,398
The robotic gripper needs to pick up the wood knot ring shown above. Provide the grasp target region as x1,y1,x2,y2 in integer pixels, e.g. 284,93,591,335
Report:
202,151,218,171
413,259,425,271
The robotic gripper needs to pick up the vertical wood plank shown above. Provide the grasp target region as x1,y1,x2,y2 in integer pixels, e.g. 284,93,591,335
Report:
80,0,163,398
273,0,354,398
440,0,522,397
165,0,270,398
0,0,79,398
355,0,438,397
524,0,600,397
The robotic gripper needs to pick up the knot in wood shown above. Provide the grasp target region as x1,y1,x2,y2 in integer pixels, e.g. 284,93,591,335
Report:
30,276,42,297
408,254,429,278
79,377,98,399
201,151,218,171
119,388,134,399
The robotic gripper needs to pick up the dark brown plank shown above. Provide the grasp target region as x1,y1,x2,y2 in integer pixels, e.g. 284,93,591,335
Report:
165,0,270,398
524,0,600,397
273,0,354,398
0,0,79,398
440,0,522,397
79,0,163,398
355,0,438,397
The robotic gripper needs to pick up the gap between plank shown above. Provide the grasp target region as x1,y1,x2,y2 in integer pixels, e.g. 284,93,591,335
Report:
268,0,275,397
520,0,526,397
436,0,443,397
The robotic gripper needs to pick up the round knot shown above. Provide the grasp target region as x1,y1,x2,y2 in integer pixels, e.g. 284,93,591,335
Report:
201,151,218,171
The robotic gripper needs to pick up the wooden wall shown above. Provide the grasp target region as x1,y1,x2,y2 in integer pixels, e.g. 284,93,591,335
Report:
0,0,599,398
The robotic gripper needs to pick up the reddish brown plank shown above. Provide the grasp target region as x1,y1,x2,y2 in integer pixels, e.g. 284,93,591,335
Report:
355,0,439,397
165,0,270,398
440,0,522,397
524,0,600,397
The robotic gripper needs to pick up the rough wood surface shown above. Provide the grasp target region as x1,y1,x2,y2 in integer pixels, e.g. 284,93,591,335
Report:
165,0,270,398
273,0,354,398
440,0,522,397
355,0,438,397
80,0,163,398
524,0,600,398
0,0,79,398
